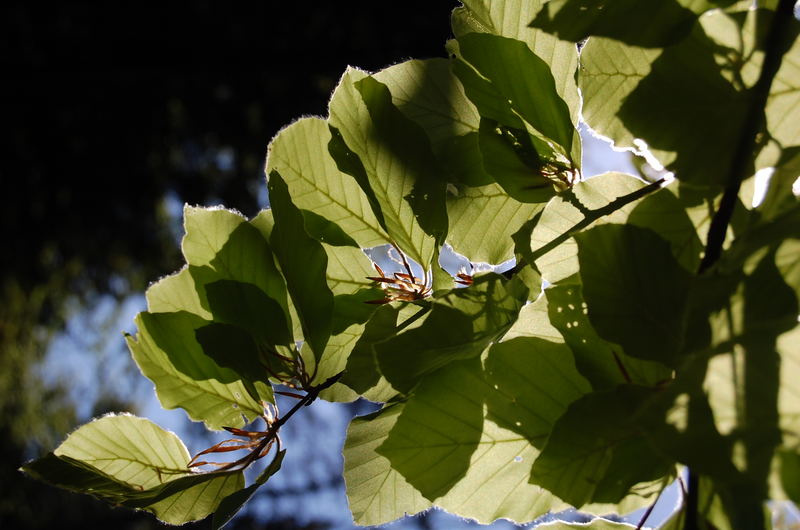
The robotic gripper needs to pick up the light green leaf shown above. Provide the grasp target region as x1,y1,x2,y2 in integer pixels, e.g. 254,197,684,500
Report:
141,471,244,526
182,206,245,267
21,417,246,525
765,15,800,149
502,293,563,342
529,172,649,284
528,0,730,47
447,182,545,264
265,117,388,249
54,414,191,490
127,312,264,430
344,404,433,526
268,170,333,359
484,337,591,447
323,242,376,296
579,16,749,188
328,68,440,268
531,386,674,507
146,266,211,319
575,224,693,366
759,148,800,222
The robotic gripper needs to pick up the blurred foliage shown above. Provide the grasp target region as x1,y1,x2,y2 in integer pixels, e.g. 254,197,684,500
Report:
1,2,454,527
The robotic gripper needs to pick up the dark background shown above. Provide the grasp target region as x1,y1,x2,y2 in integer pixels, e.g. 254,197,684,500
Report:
1,3,457,528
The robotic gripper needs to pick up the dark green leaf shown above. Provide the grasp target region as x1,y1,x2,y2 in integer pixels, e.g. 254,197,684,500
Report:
202,279,291,347
477,119,562,203
484,337,590,446
300,209,359,247
129,312,265,429
545,282,673,390
268,170,334,359
211,450,286,530
779,449,800,504
375,274,527,394
531,385,674,506
575,224,692,366
377,358,486,500
354,76,448,244
457,32,576,157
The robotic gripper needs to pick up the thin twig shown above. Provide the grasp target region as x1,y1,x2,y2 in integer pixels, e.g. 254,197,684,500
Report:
505,177,666,277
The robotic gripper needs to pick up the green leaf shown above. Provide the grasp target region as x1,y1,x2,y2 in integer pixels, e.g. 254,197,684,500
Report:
451,0,581,127
579,16,749,188
502,293,564,342
375,274,527,394
531,386,674,507
328,68,440,268
211,450,286,530
127,312,264,429
456,32,577,159
529,172,651,284
446,182,545,264
268,170,333,359
20,415,246,525
193,323,282,394
265,117,388,249
180,207,290,322
575,224,693,366
528,0,727,47
759,148,800,222
182,206,246,267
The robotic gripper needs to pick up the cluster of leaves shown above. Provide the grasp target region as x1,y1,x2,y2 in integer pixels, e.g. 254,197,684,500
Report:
22,1,799,529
